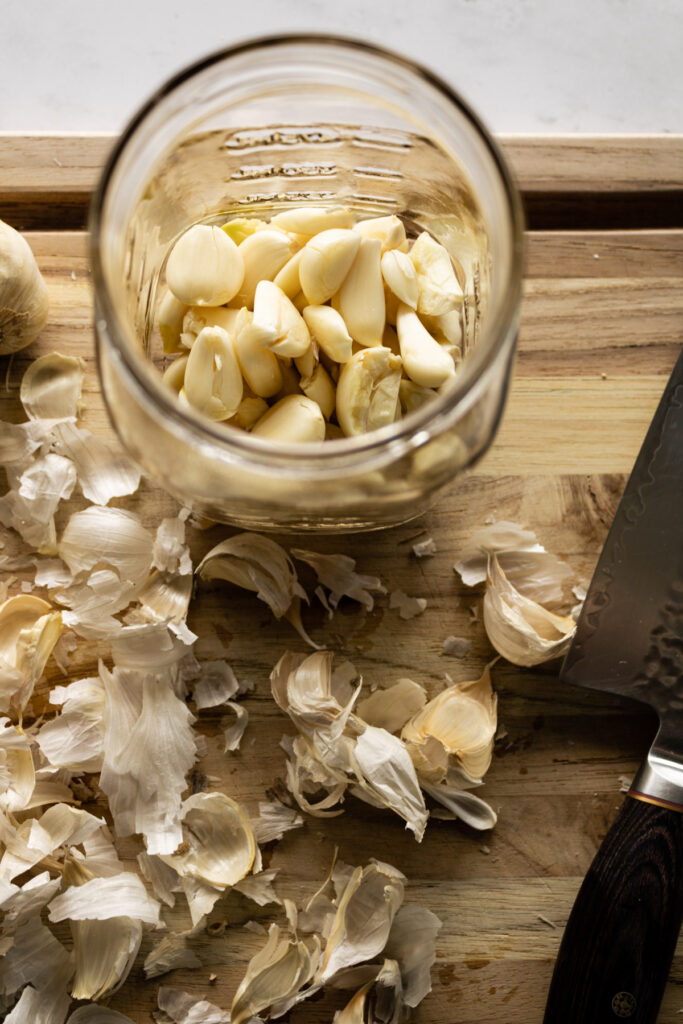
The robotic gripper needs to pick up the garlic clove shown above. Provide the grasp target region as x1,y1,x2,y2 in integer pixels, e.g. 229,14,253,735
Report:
302,304,353,363
251,394,326,443
299,229,360,305
420,307,462,348
399,377,435,415
409,231,463,315
166,224,244,306
396,303,455,388
273,248,304,299
381,249,419,309
183,325,243,419
157,290,188,353
220,216,268,244
271,206,355,234
233,308,283,398
253,280,311,358
231,229,296,308
180,305,240,350
335,346,402,437
354,214,407,251
294,339,318,379
339,237,385,347
299,363,336,420
161,353,188,393
0,219,49,355
230,394,269,431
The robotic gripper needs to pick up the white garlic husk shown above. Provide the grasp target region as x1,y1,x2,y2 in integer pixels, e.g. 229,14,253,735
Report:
484,555,576,666
0,219,49,354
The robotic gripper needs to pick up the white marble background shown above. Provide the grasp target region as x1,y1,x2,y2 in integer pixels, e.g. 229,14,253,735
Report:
1,0,681,134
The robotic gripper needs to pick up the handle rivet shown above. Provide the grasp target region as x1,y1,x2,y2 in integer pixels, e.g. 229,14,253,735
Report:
611,991,637,1017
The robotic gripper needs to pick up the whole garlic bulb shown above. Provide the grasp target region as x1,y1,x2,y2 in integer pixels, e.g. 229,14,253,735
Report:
0,218,49,355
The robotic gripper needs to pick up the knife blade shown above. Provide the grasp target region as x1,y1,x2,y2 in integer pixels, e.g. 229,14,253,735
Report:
544,348,683,1024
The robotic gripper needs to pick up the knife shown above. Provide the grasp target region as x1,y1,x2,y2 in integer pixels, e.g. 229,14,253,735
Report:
543,348,683,1024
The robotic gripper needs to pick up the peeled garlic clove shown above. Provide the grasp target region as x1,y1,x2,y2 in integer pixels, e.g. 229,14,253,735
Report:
166,224,244,306
483,555,576,666
421,307,462,347
231,229,296,307
183,325,243,419
396,303,455,388
302,304,353,363
271,206,355,234
0,218,49,355
336,346,402,437
221,216,268,244
230,395,269,431
251,394,325,443
157,290,188,353
381,249,419,309
339,237,385,347
233,309,283,398
253,281,311,358
299,363,336,420
294,340,318,379
399,378,434,415
299,229,360,305
180,305,240,349
162,354,189,393
354,214,406,251
273,248,304,299
409,232,463,315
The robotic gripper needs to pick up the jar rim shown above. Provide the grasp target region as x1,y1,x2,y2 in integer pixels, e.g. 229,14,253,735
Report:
89,32,524,471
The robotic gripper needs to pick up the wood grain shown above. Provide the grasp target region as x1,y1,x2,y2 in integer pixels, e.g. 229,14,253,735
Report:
1,138,682,1022
1,133,682,229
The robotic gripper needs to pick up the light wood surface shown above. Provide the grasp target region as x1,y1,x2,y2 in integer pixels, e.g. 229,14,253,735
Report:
1,136,682,1023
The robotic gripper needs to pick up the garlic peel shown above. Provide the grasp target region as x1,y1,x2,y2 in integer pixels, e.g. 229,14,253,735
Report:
401,665,497,781
160,790,256,890
483,556,576,666
47,871,161,926
291,549,386,611
197,532,306,621
454,520,573,606
19,352,84,421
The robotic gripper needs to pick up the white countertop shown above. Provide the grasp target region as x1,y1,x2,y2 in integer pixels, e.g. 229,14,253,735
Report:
1,0,681,134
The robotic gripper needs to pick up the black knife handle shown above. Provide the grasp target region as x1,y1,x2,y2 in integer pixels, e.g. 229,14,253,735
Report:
544,794,683,1023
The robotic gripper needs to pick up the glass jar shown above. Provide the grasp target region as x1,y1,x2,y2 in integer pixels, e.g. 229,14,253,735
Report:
90,35,524,532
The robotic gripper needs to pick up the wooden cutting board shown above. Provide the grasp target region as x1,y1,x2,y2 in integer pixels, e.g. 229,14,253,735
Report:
1,134,682,1023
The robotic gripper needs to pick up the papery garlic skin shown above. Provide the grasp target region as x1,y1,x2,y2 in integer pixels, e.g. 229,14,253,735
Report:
483,556,576,666
0,219,49,354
